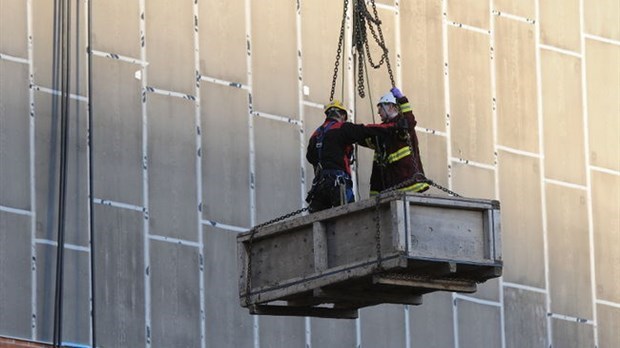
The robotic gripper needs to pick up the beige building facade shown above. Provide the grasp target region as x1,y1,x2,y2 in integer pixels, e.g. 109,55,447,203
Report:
0,0,618,347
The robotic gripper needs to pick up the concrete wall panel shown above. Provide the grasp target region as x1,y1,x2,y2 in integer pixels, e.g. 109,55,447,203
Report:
410,292,454,348
58,249,90,345
448,0,489,29
259,316,305,348
32,1,87,95
34,92,89,247
91,0,140,58
252,0,298,119
0,61,30,210
540,0,580,52
199,0,247,84
202,84,250,228
456,299,501,348
311,317,356,348
35,245,89,344
546,184,592,319
541,50,586,185
551,318,594,347
598,304,620,348
451,162,495,199
592,170,620,303
586,40,620,171
584,0,620,41
145,0,194,95
254,118,301,223
301,0,347,105
504,288,547,348
91,56,143,206
0,212,31,338
94,205,145,348
495,17,538,153
418,132,448,189
147,94,197,241
448,28,494,165
493,0,535,19
150,240,201,348
401,0,445,132
472,278,500,302
0,0,27,57
498,151,545,287
203,225,253,348
360,305,406,348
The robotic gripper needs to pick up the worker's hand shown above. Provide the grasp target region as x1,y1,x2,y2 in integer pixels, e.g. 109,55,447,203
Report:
391,87,404,99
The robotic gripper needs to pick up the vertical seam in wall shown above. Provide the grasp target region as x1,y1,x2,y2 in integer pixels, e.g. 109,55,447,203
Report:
243,0,259,346
138,0,151,346
295,1,312,346
83,0,94,344
489,5,506,348
579,0,599,346
27,0,37,340
534,1,553,346
441,1,459,347
393,2,410,346
192,1,206,347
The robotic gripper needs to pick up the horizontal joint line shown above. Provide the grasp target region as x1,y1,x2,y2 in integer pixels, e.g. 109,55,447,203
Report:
496,145,540,158
254,111,302,126
544,179,587,190
93,198,145,212
539,44,582,58
32,85,88,102
35,239,90,252
302,101,325,110
200,75,249,90
0,205,33,216
596,299,620,309
149,234,201,248
447,21,490,35
451,157,496,170
590,165,620,176
454,294,502,307
145,87,196,101
548,312,594,325
491,10,535,24
91,49,148,65
503,282,547,294
415,127,447,137
0,53,30,64
201,219,249,233
584,33,620,46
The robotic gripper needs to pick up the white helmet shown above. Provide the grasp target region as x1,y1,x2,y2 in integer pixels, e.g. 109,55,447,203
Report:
377,92,397,106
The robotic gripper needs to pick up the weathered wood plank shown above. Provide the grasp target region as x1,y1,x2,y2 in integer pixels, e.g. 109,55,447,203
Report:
249,305,359,319
373,275,477,293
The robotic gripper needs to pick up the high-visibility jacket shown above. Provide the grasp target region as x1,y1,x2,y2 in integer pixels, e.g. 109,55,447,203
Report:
364,96,429,195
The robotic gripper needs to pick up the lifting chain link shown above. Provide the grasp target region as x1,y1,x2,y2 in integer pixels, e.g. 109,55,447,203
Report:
244,206,310,307
353,0,396,99
329,0,349,102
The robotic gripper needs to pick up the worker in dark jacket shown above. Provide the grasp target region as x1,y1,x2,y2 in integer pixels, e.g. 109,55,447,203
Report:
306,100,399,212
363,87,429,195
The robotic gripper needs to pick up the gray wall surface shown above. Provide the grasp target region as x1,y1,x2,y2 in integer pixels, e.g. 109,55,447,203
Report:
1,0,619,347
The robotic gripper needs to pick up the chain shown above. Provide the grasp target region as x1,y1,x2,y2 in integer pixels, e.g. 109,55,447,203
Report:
366,0,395,87
244,206,310,307
329,0,349,102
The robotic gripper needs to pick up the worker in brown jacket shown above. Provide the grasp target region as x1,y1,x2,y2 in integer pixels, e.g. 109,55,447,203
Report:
362,87,429,195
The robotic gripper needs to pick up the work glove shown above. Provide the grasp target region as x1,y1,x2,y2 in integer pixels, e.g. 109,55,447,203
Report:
391,87,404,99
